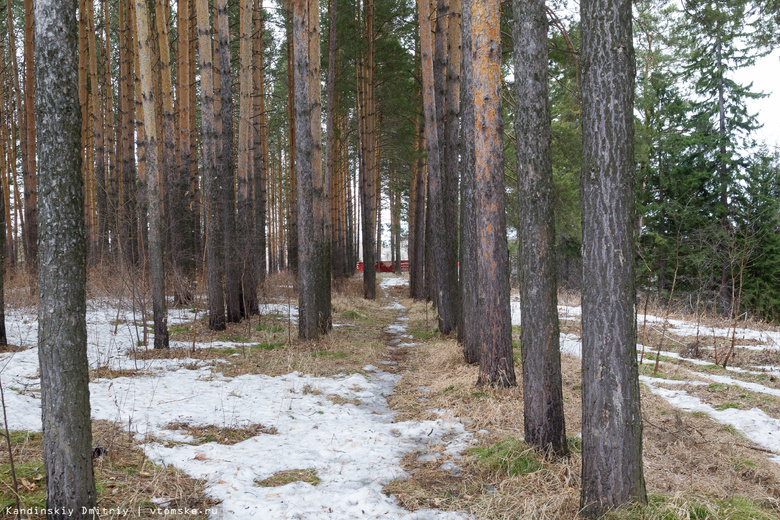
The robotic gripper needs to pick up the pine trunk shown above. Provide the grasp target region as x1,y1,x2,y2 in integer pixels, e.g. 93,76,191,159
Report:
459,0,478,362
195,0,226,330
513,0,566,454
23,0,37,269
35,0,98,512
173,0,195,305
579,0,646,514
136,0,170,349
473,0,515,388
238,0,259,316
360,0,377,300
294,0,317,339
215,0,242,322
311,0,331,333
254,0,268,289
286,0,299,273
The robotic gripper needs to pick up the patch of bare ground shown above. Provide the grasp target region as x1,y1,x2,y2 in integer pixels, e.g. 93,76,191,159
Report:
0,420,215,520
0,344,26,354
383,299,780,519
160,422,277,446
133,280,399,379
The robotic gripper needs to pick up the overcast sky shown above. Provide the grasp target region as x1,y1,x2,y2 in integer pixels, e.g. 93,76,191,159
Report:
743,49,780,151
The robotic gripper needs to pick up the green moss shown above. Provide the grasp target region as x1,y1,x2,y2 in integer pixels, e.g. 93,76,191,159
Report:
254,324,284,333
715,402,742,411
566,435,582,454
470,437,543,477
708,383,730,391
168,326,191,334
252,342,286,351
340,310,366,320
216,334,252,343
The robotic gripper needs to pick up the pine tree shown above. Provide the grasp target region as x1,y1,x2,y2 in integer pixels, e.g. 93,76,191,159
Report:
35,0,98,512
579,0,646,514
472,0,515,388
513,0,566,455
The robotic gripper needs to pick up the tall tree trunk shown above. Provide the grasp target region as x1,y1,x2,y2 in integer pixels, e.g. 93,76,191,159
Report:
103,0,117,260
23,0,37,270
0,172,5,345
294,0,317,339
360,0,377,300
513,0,567,455
85,0,106,263
35,0,98,513
119,0,138,267
174,0,195,304
195,0,226,330
473,0,515,388
426,0,458,334
215,0,242,322
442,0,461,332
459,0,478,362
286,0,299,273
418,0,441,308
154,0,178,302
136,0,170,349
326,0,340,279
5,0,30,270
311,0,331,333
580,0,646,514
238,0,259,316
254,0,268,290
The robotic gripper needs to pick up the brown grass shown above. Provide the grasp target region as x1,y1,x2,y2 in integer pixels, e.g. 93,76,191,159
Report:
161,422,277,445
383,297,780,519
0,421,215,520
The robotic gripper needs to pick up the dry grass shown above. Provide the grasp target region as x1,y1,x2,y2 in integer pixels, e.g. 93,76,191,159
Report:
383,296,780,519
161,422,277,445
254,468,320,488
0,421,215,520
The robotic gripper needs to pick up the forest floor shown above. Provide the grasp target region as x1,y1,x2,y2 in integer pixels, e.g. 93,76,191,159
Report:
2,274,780,519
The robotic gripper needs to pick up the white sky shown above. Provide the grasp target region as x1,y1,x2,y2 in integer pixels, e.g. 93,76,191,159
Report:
742,49,780,150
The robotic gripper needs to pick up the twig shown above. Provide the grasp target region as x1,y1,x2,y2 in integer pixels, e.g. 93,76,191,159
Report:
0,376,21,519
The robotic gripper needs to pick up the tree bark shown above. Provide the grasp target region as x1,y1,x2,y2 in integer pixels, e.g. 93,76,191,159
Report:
359,0,377,300
195,0,226,330
135,0,169,349
418,0,441,310
23,0,37,270
173,0,195,305
294,0,317,339
472,0,515,388
254,0,269,291
35,0,98,513
286,0,299,274
459,0,478,362
238,0,258,316
215,0,242,323
513,0,567,455
580,0,646,514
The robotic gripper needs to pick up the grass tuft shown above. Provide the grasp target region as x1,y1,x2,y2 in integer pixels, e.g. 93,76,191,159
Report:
470,438,543,477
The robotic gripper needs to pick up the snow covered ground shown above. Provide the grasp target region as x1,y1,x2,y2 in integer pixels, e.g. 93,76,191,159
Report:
0,278,473,519
511,303,780,466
